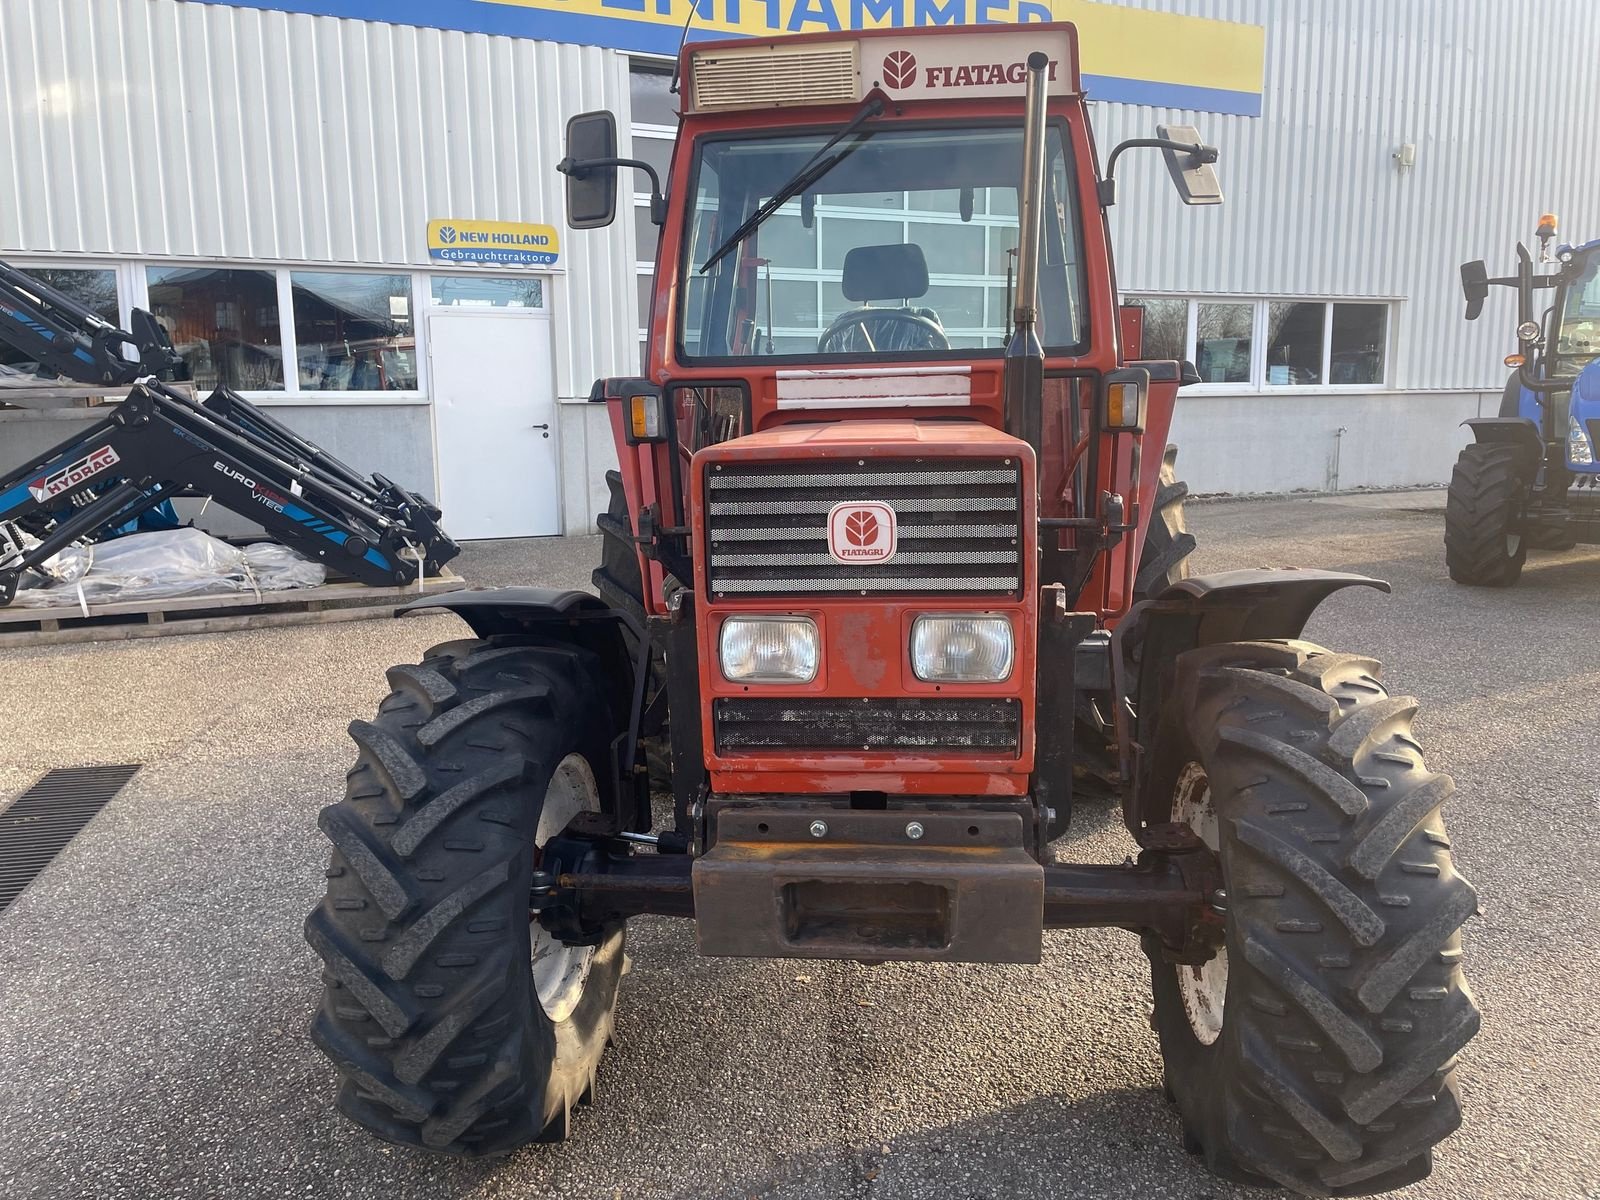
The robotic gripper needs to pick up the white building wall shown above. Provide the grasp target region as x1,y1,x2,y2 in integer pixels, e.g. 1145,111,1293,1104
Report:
4,0,1599,509
1094,0,1600,493
1100,0,1600,391
0,0,640,405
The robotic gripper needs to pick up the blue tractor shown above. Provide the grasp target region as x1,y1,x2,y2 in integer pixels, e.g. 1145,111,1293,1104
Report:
1446,216,1600,585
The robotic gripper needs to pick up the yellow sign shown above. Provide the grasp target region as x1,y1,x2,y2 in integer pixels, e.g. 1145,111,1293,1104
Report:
196,2,1265,116
427,219,560,268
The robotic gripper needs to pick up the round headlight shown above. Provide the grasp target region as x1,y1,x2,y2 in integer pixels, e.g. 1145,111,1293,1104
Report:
1517,320,1542,342
910,615,1015,683
719,616,819,683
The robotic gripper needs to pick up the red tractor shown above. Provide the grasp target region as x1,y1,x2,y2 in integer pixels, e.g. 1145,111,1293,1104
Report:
306,22,1479,1195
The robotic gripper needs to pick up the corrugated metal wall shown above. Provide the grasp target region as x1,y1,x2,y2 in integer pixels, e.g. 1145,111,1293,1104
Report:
1095,0,1600,389
3,0,1598,396
0,0,639,399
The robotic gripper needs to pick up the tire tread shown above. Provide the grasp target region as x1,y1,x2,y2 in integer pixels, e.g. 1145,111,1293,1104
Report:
1156,639,1478,1195
1444,443,1527,586
306,641,624,1157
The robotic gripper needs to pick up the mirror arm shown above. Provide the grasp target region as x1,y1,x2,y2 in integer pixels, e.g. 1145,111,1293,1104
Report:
557,155,668,224
1098,137,1218,206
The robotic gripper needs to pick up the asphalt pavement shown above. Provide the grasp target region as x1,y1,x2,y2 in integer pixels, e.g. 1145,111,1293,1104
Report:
0,494,1596,1200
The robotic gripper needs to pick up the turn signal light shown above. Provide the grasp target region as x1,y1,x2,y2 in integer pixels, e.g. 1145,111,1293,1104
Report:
1504,353,1526,368
1100,367,1150,432
1107,383,1139,427
625,389,666,444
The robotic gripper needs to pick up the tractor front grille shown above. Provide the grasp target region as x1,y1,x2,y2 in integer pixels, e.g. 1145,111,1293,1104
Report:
704,458,1023,597
714,697,1021,755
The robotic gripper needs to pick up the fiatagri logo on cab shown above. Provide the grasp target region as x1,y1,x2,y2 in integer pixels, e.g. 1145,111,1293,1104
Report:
880,49,1059,92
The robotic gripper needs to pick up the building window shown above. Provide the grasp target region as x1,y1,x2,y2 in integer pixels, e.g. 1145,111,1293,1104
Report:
291,272,416,392
429,275,545,308
147,266,283,390
1124,295,1391,389
1125,296,1186,362
629,61,678,128
1331,303,1388,384
1196,301,1253,384
1265,301,1326,385
630,58,675,371
0,266,120,376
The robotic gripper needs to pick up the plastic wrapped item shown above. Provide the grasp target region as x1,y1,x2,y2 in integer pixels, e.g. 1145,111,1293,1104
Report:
10,527,325,608
243,541,328,591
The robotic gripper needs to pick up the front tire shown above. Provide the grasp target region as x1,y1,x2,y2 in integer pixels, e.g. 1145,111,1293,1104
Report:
1444,443,1527,585
1146,640,1479,1196
305,637,626,1156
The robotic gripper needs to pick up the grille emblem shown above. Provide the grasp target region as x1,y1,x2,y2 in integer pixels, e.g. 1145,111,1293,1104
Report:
828,502,897,563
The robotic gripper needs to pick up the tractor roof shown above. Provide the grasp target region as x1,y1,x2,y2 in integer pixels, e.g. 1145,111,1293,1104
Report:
679,21,1081,115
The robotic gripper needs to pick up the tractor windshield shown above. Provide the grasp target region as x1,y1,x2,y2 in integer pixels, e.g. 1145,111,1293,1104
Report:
677,123,1087,363
1555,250,1600,372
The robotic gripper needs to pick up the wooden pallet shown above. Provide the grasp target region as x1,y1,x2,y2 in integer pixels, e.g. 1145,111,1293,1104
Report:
0,570,467,647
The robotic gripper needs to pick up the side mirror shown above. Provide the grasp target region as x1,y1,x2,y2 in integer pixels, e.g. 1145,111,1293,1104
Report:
1179,359,1201,388
1460,260,1490,320
1158,124,1222,206
558,111,620,230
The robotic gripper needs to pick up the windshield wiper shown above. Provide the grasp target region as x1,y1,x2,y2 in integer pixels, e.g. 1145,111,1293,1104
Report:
698,95,885,275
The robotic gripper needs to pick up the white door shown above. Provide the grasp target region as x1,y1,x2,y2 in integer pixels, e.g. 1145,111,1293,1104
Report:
429,309,559,539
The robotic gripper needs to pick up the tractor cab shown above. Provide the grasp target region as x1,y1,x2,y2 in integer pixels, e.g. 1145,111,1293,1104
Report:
1549,240,1600,467
560,24,1220,635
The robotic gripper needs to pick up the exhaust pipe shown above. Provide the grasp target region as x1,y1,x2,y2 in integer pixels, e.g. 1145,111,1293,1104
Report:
1004,51,1051,457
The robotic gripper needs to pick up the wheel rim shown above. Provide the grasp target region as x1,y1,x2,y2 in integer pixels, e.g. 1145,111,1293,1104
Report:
1173,761,1227,1046
531,754,599,1024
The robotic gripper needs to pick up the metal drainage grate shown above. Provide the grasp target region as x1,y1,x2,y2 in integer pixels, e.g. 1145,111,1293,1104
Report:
0,764,140,912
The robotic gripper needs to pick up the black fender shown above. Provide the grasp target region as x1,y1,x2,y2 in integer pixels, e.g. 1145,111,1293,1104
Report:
400,587,650,830
1110,569,1390,837
1463,416,1544,474
401,586,640,638
399,588,642,697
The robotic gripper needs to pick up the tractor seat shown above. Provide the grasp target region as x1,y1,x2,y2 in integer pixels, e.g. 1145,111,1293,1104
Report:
818,244,951,354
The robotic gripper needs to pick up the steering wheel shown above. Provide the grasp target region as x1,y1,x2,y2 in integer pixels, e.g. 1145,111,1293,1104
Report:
817,308,950,355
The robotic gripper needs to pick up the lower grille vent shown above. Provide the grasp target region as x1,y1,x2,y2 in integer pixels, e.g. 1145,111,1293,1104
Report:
714,697,1020,754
